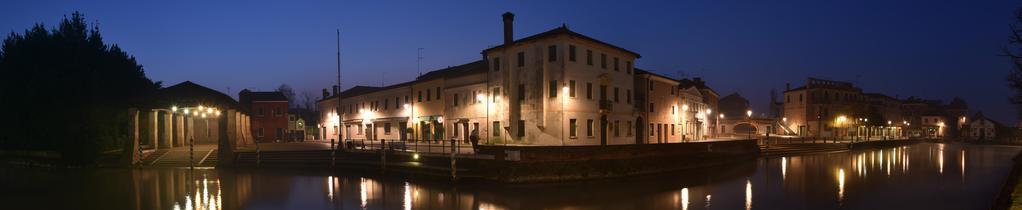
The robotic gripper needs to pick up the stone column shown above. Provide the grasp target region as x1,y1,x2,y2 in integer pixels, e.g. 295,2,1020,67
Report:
238,113,247,146
147,110,159,150
174,115,185,147
125,108,141,165
219,109,236,166
186,117,195,145
244,114,252,145
160,112,172,148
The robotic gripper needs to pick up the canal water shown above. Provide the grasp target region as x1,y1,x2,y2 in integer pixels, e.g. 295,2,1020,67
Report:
2,143,1019,210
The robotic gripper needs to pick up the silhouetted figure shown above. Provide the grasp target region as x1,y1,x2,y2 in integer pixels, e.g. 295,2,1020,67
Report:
470,128,480,152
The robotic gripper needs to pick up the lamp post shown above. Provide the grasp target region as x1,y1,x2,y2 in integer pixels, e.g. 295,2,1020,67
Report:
718,113,724,139
682,104,689,142
746,110,752,139
706,109,713,139
886,120,892,140
838,115,847,142
562,86,569,146
782,117,788,135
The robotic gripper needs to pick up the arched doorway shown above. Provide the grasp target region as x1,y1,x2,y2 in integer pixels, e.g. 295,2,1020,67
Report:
734,123,757,135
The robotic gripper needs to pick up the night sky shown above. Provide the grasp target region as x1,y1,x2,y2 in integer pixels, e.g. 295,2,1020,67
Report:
3,0,1020,123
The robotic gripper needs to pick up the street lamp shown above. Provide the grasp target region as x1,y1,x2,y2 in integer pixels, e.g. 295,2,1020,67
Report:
561,86,569,146
718,113,724,138
681,105,690,141
706,109,713,138
746,110,752,139
837,115,847,141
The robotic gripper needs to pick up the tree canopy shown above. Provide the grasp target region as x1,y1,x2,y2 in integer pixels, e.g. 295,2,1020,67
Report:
0,12,160,164
1006,9,1022,120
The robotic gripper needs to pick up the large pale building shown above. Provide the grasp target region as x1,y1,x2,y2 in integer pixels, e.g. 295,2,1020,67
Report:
782,78,861,137
317,12,717,146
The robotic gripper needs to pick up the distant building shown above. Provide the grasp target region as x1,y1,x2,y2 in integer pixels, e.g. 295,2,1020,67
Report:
239,90,289,143
966,112,1000,141
680,77,719,139
782,77,905,138
900,96,968,139
718,93,750,119
288,113,305,141
288,108,318,141
920,115,946,138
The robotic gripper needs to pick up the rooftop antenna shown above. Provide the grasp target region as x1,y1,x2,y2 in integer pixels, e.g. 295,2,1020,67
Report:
381,72,385,86
417,48,425,77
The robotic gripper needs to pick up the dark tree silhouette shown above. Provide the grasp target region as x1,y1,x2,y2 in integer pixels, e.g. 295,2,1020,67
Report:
1005,9,1022,120
0,12,160,164
277,84,295,108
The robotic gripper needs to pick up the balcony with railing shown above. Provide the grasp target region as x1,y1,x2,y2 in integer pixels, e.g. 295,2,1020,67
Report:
600,100,613,111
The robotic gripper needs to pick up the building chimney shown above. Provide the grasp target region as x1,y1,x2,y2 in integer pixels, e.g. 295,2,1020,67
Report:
332,85,339,96
786,83,790,91
502,12,515,48
322,89,329,99
502,11,521,140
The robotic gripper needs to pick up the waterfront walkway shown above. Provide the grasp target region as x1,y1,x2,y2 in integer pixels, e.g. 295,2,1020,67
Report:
140,144,217,167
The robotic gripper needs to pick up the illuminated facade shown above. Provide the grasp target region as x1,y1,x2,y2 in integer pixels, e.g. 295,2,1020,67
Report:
316,12,719,146
781,77,911,138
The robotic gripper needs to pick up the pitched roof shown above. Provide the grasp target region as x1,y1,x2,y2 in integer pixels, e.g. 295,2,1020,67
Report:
416,60,488,81
863,93,897,100
238,90,288,104
784,86,808,92
971,111,1006,128
317,60,487,103
481,26,641,58
156,81,242,111
338,86,384,98
634,68,679,83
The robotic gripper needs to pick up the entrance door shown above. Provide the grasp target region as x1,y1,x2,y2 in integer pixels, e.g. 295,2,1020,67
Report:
600,115,608,145
657,124,662,143
462,123,470,143
398,122,407,142
636,117,645,144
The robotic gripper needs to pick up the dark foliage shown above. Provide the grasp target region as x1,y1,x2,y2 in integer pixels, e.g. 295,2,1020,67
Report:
1006,9,1022,120
0,12,160,164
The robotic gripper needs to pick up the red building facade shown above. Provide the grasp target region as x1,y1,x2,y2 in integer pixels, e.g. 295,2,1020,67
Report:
239,90,289,143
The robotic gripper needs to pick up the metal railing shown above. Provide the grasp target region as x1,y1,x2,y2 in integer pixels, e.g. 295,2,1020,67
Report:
342,139,477,154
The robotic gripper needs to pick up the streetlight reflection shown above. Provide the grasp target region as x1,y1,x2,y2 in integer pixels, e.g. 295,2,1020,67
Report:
781,157,787,181
837,168,845,203
681,188,689,210
745,179,752,210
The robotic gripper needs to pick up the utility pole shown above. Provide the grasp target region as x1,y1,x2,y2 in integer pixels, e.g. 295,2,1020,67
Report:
336,29,343,152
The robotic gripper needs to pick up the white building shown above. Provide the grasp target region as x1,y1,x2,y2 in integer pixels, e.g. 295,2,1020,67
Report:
966,112,999,141
317,12,718,146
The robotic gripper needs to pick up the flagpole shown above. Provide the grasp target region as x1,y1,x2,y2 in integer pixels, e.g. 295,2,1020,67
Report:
336,29,343,151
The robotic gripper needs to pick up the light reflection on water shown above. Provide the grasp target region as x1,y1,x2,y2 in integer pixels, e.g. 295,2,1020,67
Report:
2,143,1019,210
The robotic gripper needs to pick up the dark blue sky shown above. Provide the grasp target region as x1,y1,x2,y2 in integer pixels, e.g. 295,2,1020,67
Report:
3,0,1020,123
